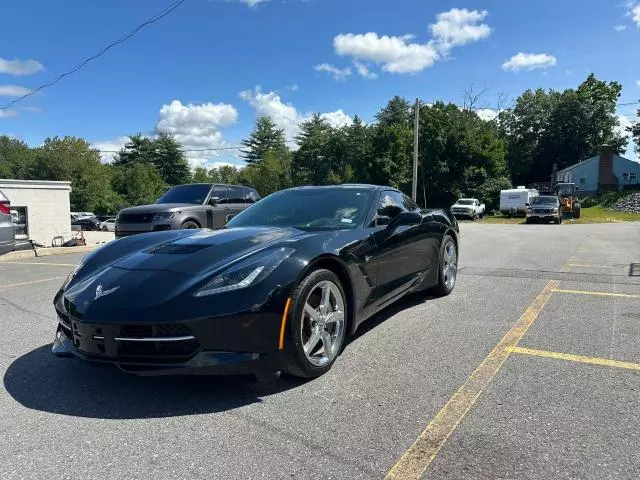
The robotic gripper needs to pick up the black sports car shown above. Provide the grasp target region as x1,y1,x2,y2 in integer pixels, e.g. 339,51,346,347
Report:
52,185,459,380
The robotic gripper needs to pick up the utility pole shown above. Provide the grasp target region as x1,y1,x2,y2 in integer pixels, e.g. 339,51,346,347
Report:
412,98,420,203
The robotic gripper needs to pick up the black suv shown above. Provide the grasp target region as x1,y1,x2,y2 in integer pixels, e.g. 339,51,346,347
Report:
115,184,261,238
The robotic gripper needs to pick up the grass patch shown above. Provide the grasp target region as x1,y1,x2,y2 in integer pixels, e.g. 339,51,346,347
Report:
465,206,640,225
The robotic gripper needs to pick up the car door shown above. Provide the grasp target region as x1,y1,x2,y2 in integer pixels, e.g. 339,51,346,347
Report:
207,185,230,229
226,186,249,219
366,190,430,307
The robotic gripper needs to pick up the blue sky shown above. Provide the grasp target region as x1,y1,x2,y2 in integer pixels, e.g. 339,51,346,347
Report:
1,0,639,166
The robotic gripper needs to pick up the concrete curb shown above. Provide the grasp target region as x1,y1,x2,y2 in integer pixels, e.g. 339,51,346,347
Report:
0,244,102,261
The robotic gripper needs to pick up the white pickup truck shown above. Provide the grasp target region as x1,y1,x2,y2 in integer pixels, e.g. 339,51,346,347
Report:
450,198,486,220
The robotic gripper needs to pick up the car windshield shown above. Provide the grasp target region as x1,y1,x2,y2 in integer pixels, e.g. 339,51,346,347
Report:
532,196,557,205
226,188,373,230
456,200,474,205
156,184,211,205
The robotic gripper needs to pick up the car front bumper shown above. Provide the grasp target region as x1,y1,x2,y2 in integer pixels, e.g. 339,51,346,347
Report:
526,213,560,222
51,302,284,376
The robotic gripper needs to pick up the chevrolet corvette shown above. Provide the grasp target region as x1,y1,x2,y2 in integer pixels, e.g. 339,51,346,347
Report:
52,185,459,380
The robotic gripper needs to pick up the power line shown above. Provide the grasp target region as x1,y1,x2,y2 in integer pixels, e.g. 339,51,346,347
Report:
0,0,187,110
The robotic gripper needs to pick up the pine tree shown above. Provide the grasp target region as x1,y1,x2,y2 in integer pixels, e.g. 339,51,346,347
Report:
241,116,288,165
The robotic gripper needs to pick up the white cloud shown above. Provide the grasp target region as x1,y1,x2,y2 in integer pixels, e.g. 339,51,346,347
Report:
286,84,299,91
239,86,352,142
0,85,32,97
631,4,640,27
617,114,638,161
156,100,239,166
314,63,352,81
334,33,439,74
22,106,42,113
475,109,499,122
332,8,491,76
637,80,640,87
236,0,269,7
353,61,378,80
321,110,353,128
91,136,130,163
502,52,557,72
429,8,492,54
240,87,302,140
0,57,44,76
614,24,627,32
0,110,18,119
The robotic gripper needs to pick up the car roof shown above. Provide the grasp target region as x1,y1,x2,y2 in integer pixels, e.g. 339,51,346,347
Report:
292,184,391,192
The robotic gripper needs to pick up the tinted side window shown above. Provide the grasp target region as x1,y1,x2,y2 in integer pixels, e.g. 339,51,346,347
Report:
401,194,418,211
210,186,229,204
375,191,409,226
244,188,260,204
227,186,246,204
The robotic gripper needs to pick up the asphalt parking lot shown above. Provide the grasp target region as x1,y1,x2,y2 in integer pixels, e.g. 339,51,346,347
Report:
1,222,639,480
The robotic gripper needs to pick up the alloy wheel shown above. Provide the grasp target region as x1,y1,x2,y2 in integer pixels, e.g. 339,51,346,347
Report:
300,280,346,367
442,240,457,290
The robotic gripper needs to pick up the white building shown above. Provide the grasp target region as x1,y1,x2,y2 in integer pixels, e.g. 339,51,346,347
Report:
0,179,72,246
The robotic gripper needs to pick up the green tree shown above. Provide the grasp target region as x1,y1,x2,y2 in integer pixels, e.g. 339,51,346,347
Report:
292,114,334,185
629,106,640,154
192,166,211,183
215,165,241,184
0,135,35,178
31,136,118,212
418,103,508,208
369,97,414,189
241,116,288,165
241,150,292,196
111,162,166,208
504,74,626,184
115,133,191,186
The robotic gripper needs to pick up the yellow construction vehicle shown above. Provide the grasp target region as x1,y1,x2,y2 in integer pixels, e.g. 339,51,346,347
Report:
555,182,581,219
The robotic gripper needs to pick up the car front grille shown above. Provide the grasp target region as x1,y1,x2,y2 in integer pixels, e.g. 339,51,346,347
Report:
57,314,201,363
533,209,552,214
118,213,153,224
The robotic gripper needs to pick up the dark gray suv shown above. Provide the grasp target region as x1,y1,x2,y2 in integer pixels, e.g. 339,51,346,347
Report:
0,189,16,255
115,184,261,238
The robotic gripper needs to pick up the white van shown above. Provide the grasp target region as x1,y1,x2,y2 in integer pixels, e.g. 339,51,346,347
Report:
499,187,539,216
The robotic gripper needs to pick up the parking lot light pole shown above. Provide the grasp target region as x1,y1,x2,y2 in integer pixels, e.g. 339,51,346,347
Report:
412,98,420,203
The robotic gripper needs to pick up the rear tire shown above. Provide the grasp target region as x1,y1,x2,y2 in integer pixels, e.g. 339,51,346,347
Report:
572,204,581,219
281,269,348,379
431,235,457,297
102,226,108,231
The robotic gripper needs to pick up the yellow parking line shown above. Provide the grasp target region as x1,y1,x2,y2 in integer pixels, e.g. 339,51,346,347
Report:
0,261,76,267
0,277,65,290
508,346,640,372
384,279,560,480
551,288,640,299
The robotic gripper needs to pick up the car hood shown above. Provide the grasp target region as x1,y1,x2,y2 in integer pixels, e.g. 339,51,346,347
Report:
60,227,304,319
90,227,301,277
118,203,201,214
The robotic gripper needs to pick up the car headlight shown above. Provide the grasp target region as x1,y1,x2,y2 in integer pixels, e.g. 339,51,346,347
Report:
61,257,87,291
153,212,176,221
194,247,295,297
552,207,559,214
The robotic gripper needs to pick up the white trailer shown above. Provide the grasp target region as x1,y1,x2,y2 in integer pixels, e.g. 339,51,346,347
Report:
499,187,539,216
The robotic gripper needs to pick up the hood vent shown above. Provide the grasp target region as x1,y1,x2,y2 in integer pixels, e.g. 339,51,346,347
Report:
144,244,210,255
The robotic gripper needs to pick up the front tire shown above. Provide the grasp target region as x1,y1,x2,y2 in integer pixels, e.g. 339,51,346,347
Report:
281,269,347,378
181,220,200,229
432,235,457,297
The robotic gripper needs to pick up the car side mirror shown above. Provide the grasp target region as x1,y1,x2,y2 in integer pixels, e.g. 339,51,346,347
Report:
525,203,530,207
387,211,422,230
209,196,220,206
225,214,236,223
